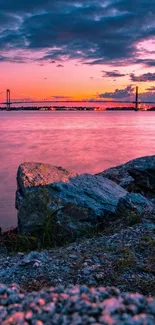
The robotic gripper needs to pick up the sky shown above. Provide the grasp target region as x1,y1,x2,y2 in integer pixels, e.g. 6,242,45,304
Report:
0,0,155,102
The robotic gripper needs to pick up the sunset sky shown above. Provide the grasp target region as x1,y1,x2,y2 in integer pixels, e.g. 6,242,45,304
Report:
0,0,155,101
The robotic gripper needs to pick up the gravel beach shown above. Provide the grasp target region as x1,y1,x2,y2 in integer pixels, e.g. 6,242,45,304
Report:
0,218,155,295
0,283,155,325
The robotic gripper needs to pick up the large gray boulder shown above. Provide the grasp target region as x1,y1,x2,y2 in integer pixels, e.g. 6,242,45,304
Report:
116,192,155,224
16,162,127,242
98,155,155,195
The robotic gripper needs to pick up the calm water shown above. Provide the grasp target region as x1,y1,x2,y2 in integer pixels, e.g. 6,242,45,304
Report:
0,110,155,230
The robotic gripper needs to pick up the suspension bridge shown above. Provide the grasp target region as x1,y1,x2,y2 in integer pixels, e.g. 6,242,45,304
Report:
0,87,155,110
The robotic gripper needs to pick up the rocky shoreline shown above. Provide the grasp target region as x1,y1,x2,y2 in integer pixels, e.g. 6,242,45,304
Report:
0,155,155,323
0,217,155,295
15,155,155,244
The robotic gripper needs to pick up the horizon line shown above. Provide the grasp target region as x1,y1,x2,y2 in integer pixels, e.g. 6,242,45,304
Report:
1,100,155,104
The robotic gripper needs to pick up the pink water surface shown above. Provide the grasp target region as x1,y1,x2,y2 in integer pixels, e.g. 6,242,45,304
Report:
0,110,155,229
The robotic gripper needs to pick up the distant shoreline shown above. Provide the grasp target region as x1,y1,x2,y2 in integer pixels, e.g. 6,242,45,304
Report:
0,107,155,111
0,106,155,111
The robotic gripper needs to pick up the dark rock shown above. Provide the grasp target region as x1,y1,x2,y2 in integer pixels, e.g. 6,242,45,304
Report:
98,155,155,195
117,193,155,222
16,162,127,242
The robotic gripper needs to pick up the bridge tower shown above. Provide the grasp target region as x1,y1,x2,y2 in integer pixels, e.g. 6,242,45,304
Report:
6,89,11,110
135,86,138,111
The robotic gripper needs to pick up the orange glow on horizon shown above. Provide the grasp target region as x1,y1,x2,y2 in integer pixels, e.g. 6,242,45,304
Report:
0,57,155,102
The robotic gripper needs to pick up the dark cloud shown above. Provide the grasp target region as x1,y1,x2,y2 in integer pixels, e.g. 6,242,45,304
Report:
0,0,155,67
102,70,126,78
51,95,71,99
146,86,155,91
135,59,155,67
99,84,155,102
0,54,29,63
139,92,155,102
56,64,64,67
0,12,20,31
130,73,155,82
99,85,134,99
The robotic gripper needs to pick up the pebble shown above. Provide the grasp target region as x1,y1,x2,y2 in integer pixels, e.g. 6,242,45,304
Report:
0,284,154,324
0,221,155,297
